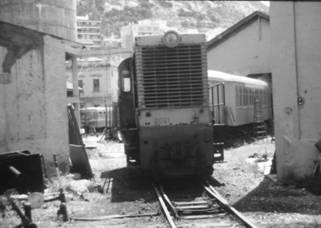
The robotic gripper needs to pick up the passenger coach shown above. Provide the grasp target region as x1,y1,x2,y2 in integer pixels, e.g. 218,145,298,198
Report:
208,70,272,127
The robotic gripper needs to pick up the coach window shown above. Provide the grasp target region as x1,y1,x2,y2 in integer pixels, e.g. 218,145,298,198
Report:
93,79,100,92
243,88,246,106
260,90,263,103
236,86,240,106
245,88,248,106
242,87,245,106
239,86,243,106
251,90,254,104
255,90,259,102
244,87,247,105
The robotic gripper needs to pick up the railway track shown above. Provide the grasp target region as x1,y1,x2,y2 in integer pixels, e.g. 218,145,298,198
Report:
153,179,257,228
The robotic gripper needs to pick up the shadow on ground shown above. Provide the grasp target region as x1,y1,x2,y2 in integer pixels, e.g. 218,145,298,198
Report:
214,123,274,149
233,176,321,215
101,167,156,203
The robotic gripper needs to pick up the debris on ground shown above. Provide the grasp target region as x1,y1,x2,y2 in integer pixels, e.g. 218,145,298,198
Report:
2,136,321,227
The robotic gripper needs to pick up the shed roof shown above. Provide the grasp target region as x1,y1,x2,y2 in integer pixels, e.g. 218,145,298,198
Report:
207,11,269,51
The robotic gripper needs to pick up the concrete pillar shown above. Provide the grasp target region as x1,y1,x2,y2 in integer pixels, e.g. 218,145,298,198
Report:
42,35,69,176
0,0,77,41
0,35,70,177
270,1,321,182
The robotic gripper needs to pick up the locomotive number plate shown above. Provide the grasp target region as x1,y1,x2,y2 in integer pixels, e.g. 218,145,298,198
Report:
154,117,170,125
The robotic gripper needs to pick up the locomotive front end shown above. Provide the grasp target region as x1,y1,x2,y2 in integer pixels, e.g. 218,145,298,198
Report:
135,31,214,177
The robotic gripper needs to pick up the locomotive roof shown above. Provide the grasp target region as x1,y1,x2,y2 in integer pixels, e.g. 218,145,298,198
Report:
135,33,206,46
208,70,268,87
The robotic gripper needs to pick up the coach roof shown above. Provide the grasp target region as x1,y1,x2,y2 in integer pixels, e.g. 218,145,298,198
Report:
208,70,268,87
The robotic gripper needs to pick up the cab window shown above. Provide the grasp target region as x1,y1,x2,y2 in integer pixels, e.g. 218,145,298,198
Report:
121,70,131,92
123,78,131,92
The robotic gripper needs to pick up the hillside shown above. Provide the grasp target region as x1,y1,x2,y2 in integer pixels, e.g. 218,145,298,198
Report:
77,0,268,40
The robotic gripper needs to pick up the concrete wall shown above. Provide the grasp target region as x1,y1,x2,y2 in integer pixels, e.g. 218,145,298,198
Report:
270,2,321,181
0,36,69,176
207,17,271,76
0,0,76,40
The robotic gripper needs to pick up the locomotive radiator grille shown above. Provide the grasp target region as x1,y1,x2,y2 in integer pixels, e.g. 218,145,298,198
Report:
135,44,208,108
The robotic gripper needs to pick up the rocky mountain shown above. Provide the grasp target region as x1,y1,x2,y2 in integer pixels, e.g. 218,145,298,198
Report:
77,0,268,40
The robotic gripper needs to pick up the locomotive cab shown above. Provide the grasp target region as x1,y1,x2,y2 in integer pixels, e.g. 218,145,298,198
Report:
118,58,140,166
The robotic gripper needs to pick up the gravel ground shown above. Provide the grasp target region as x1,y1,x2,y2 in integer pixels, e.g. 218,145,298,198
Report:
1,135,321,228
214,137,321,228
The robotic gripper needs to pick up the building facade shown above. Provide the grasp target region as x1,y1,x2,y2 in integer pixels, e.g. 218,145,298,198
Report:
67,56,121,108
207,11,271,77
77,58,118,107
270,2,321,182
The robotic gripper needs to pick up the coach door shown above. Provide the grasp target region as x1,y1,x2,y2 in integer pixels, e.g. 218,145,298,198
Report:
209,83,226,125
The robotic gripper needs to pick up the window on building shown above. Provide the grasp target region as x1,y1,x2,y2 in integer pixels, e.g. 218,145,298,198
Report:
91,74,102,77
93,79,100,92
78,80,83,88
78,80,84,94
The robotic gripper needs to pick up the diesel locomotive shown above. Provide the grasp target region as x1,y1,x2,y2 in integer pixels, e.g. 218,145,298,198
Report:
118,31,214,177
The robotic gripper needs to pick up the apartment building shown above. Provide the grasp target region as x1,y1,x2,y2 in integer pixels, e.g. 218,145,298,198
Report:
77,15,102,48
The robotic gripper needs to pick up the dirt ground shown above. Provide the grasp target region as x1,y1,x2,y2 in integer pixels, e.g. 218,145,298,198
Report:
2,135,321,228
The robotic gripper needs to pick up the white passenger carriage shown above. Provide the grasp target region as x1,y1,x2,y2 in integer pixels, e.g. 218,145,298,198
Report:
80,106,115,130
208,70,272,126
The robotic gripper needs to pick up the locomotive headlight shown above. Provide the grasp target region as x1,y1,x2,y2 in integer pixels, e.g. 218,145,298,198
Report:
162,31,181,48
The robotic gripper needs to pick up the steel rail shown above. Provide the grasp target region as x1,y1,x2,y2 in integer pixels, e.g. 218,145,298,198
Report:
71,212,159,221
153,183,177,228
204,181,257,228
159,184,179,218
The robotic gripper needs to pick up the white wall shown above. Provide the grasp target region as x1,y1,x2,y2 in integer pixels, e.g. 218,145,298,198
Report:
207,17,271,76
271,2,321,181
